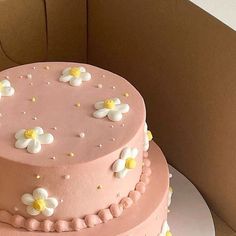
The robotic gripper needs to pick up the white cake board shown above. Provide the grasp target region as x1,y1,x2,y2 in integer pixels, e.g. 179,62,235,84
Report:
168,165,215,236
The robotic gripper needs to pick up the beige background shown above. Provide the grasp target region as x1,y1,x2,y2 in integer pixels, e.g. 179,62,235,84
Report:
0,0,235,235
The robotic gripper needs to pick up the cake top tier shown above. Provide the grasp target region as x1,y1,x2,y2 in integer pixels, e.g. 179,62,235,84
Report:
0,62,145,166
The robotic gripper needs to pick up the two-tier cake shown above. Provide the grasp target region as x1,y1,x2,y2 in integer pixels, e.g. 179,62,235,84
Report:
0,62,172,235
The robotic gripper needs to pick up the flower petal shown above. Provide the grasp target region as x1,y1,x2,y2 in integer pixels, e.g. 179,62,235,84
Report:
1,79,11,87
15,129,26,139
120,147,131,160
144,122,148,132
38,133,54,144
108,110,122,121
34,127,44,135
161,221,170,234
27,140,41,154
79,66,86,72
15,138,31,149
59,74,72,82
1,87,15,96
116,104,129,113
116,169,128,178
131,148,139,158
33,188,48,200
93,108,109,119
94,101,104,109
62,67,71,75
42,208,54,217
45,198,58,209
81,72,91,81
112,159,125,172
113,98,121,105
69,77,82,86
26,206,40,216
21,194,34,206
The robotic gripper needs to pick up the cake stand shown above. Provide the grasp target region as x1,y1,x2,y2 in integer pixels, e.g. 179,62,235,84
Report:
168,165,215,236
0,143,215,236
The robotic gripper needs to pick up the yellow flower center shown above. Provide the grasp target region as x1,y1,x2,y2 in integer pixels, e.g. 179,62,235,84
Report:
32,199,46,212
103,99,115,109
147,130,153,141
125,158,136,169
166,231,172,236
69,67,81,77
24,129,37,139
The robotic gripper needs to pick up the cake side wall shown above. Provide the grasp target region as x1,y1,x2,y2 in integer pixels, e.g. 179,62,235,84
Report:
0,121,145,221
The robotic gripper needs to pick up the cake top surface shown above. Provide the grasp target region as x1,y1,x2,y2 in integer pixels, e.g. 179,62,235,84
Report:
0,62,145,166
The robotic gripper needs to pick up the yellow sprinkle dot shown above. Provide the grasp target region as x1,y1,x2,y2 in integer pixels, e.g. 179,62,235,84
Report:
97,185,102,190
31,97,36,102
147,130,153,141
68,152,75,157
124,92,129,97
125,158,136,169
169,186,173,193
36,175,41,179
166,231,172,236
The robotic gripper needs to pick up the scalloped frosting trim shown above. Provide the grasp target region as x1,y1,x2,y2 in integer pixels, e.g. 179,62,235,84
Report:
0,152,151,232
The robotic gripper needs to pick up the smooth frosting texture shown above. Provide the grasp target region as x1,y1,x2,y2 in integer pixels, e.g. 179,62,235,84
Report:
0,62,146,223
0,62,145,166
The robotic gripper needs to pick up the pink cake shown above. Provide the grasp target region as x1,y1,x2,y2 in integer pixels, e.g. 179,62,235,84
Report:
0,62,172,235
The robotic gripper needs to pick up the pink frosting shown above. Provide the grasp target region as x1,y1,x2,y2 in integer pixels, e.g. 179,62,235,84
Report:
0,153,152,232
0,62,146,221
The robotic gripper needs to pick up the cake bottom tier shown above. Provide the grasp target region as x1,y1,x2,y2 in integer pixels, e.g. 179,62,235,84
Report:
0,142,170,236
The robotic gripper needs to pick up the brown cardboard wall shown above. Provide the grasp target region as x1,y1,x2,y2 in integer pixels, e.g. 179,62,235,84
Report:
46,0,87,62
88,0,236,230
0,0,47,68
0,0,235,233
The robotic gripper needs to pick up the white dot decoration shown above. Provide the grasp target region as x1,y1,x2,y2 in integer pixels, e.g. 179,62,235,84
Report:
110,125,114,128
29,82,33,86
112,86,116,89
14,207,19,212
47,82,51,85
32,66,36,70
36,175,41,179
79,132,85,138
102,75,105,78
169,173,173,178
5,75,9,79
64,175,71,180
0,113,2,117
51,156,56,160
98,144,102,148
45,66,50,70
20,75,23,79
22,111,26,115
97,84,103,88
32,117,38,120
27,74,32,79
111,138,116,141
121,124,125,127
60,199,64,203
53,127,57,130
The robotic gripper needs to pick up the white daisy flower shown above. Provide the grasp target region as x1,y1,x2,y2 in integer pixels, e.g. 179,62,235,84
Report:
15,127,54,154
144,122,153,151
112,147,138,178
0,79,15,99
93,98,129,122
159,220,172,236
59,66,91,86
168,186,173,207
21,188,58,217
